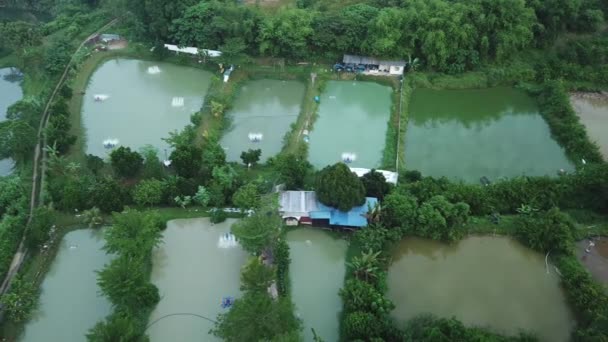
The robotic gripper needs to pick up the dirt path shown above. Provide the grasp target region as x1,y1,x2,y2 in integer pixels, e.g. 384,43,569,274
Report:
0,18,120,298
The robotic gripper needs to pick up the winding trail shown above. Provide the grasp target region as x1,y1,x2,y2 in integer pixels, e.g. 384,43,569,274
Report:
0,18,120,298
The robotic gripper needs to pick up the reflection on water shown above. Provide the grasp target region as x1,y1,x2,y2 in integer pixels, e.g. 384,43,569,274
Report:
388,236,574,341
308,81,392,169
0,67,23,176
82,59,212,157
21,229,112,342
287,228,347,342
405,88,573,182
148,218,246,342
220,79,304,163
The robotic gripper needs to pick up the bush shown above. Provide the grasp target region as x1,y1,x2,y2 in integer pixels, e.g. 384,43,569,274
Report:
110,147,143,178
133,179,164,207
514,208,576,255
274,239,290,297
210,209,227,223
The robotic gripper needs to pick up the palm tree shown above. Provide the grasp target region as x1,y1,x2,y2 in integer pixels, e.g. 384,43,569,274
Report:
82,207,103,228
348,249,382,282
407,55,420,72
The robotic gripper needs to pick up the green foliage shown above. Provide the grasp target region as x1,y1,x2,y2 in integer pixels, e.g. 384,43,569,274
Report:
92,210,162,338
82,207,104,228
89,177,132,213
415,196,470,242
133,179,164,207
361,170,391,201
0,278,38,323
259,9,314,58
240,149,262,166
169,144,202,178
110,146,144,178
273,153,311,190
381,192,418,232
231,200,282,254
202,138,227,176
0,21,42,57
240,257,275,293
514,208,577,255
46,111,77,154
193,185,210,207
402,314,536,341
232,183,260,210
536,80,603,164
139,145,165,180
212,292,301,341
274,238,290,297
340,279,394,315
26,206,55,249
0,119,37,163
44,36,73,75
210,208,228,223
348,249,382,283
315,162,365,212
342,311,388,341
86,312,148,342
0,215,27,279
0,176,27,217
85,154,105,175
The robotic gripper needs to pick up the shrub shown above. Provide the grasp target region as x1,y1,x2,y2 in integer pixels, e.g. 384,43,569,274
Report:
315,162,365,211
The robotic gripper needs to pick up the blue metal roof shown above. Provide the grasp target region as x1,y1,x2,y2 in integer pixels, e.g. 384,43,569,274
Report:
311,197,377,228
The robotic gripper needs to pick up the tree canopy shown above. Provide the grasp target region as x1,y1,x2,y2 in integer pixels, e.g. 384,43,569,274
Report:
315,163,365,212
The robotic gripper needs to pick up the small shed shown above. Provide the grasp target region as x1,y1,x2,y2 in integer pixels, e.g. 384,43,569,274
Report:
99,34,120,43
343,54,406,75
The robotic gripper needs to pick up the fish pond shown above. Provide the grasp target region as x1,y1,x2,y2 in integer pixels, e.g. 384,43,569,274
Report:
220,79,304,163
570,94,608,160
81,59,212,157
147,218,246,342
20,229,112,342
0,67,23,176
387,236,574,341
308,81,392,169
287,228,347,342
404,88,573,182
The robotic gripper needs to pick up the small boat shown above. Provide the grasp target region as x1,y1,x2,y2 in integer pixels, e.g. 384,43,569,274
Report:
94,94,109,102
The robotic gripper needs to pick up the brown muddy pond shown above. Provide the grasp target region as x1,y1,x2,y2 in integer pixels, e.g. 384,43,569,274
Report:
387,236,574,341
570,93,608,160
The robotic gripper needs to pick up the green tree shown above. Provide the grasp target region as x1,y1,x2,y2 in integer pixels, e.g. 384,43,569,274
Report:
315,163,365,211
193,185,210,207
212,292,300,341
0,278,37,323
133,179,164,207
416,196,469,241
0,119,37,163
240,148,262,166
110,147,143,178
342,311,385,341
231,200,282,254
274,153,310,190
85,154,105,175
44,36,73,75
347,249,381,283
97,256,160,311
201,137,227,177
103,210,162,258
232,183,260,210
82,207,104,228
26,206,55,249
139,145,165,179
361,169,391,201
514,208,576,255
86,313,146,342
89,177,131,213
259,9,314,58
240,257,275,293
169,144,202,178
0,21,41,57
382,191,418,234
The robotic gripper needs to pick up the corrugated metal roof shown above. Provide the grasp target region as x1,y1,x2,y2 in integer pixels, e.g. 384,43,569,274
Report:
343,54,406,67
279,191,377,228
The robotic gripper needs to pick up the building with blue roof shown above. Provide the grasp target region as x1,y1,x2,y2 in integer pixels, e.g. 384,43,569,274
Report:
279,191,377,228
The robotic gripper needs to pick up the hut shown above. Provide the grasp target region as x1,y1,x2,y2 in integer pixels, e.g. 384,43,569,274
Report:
342,54,406,75
278,191,377,229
